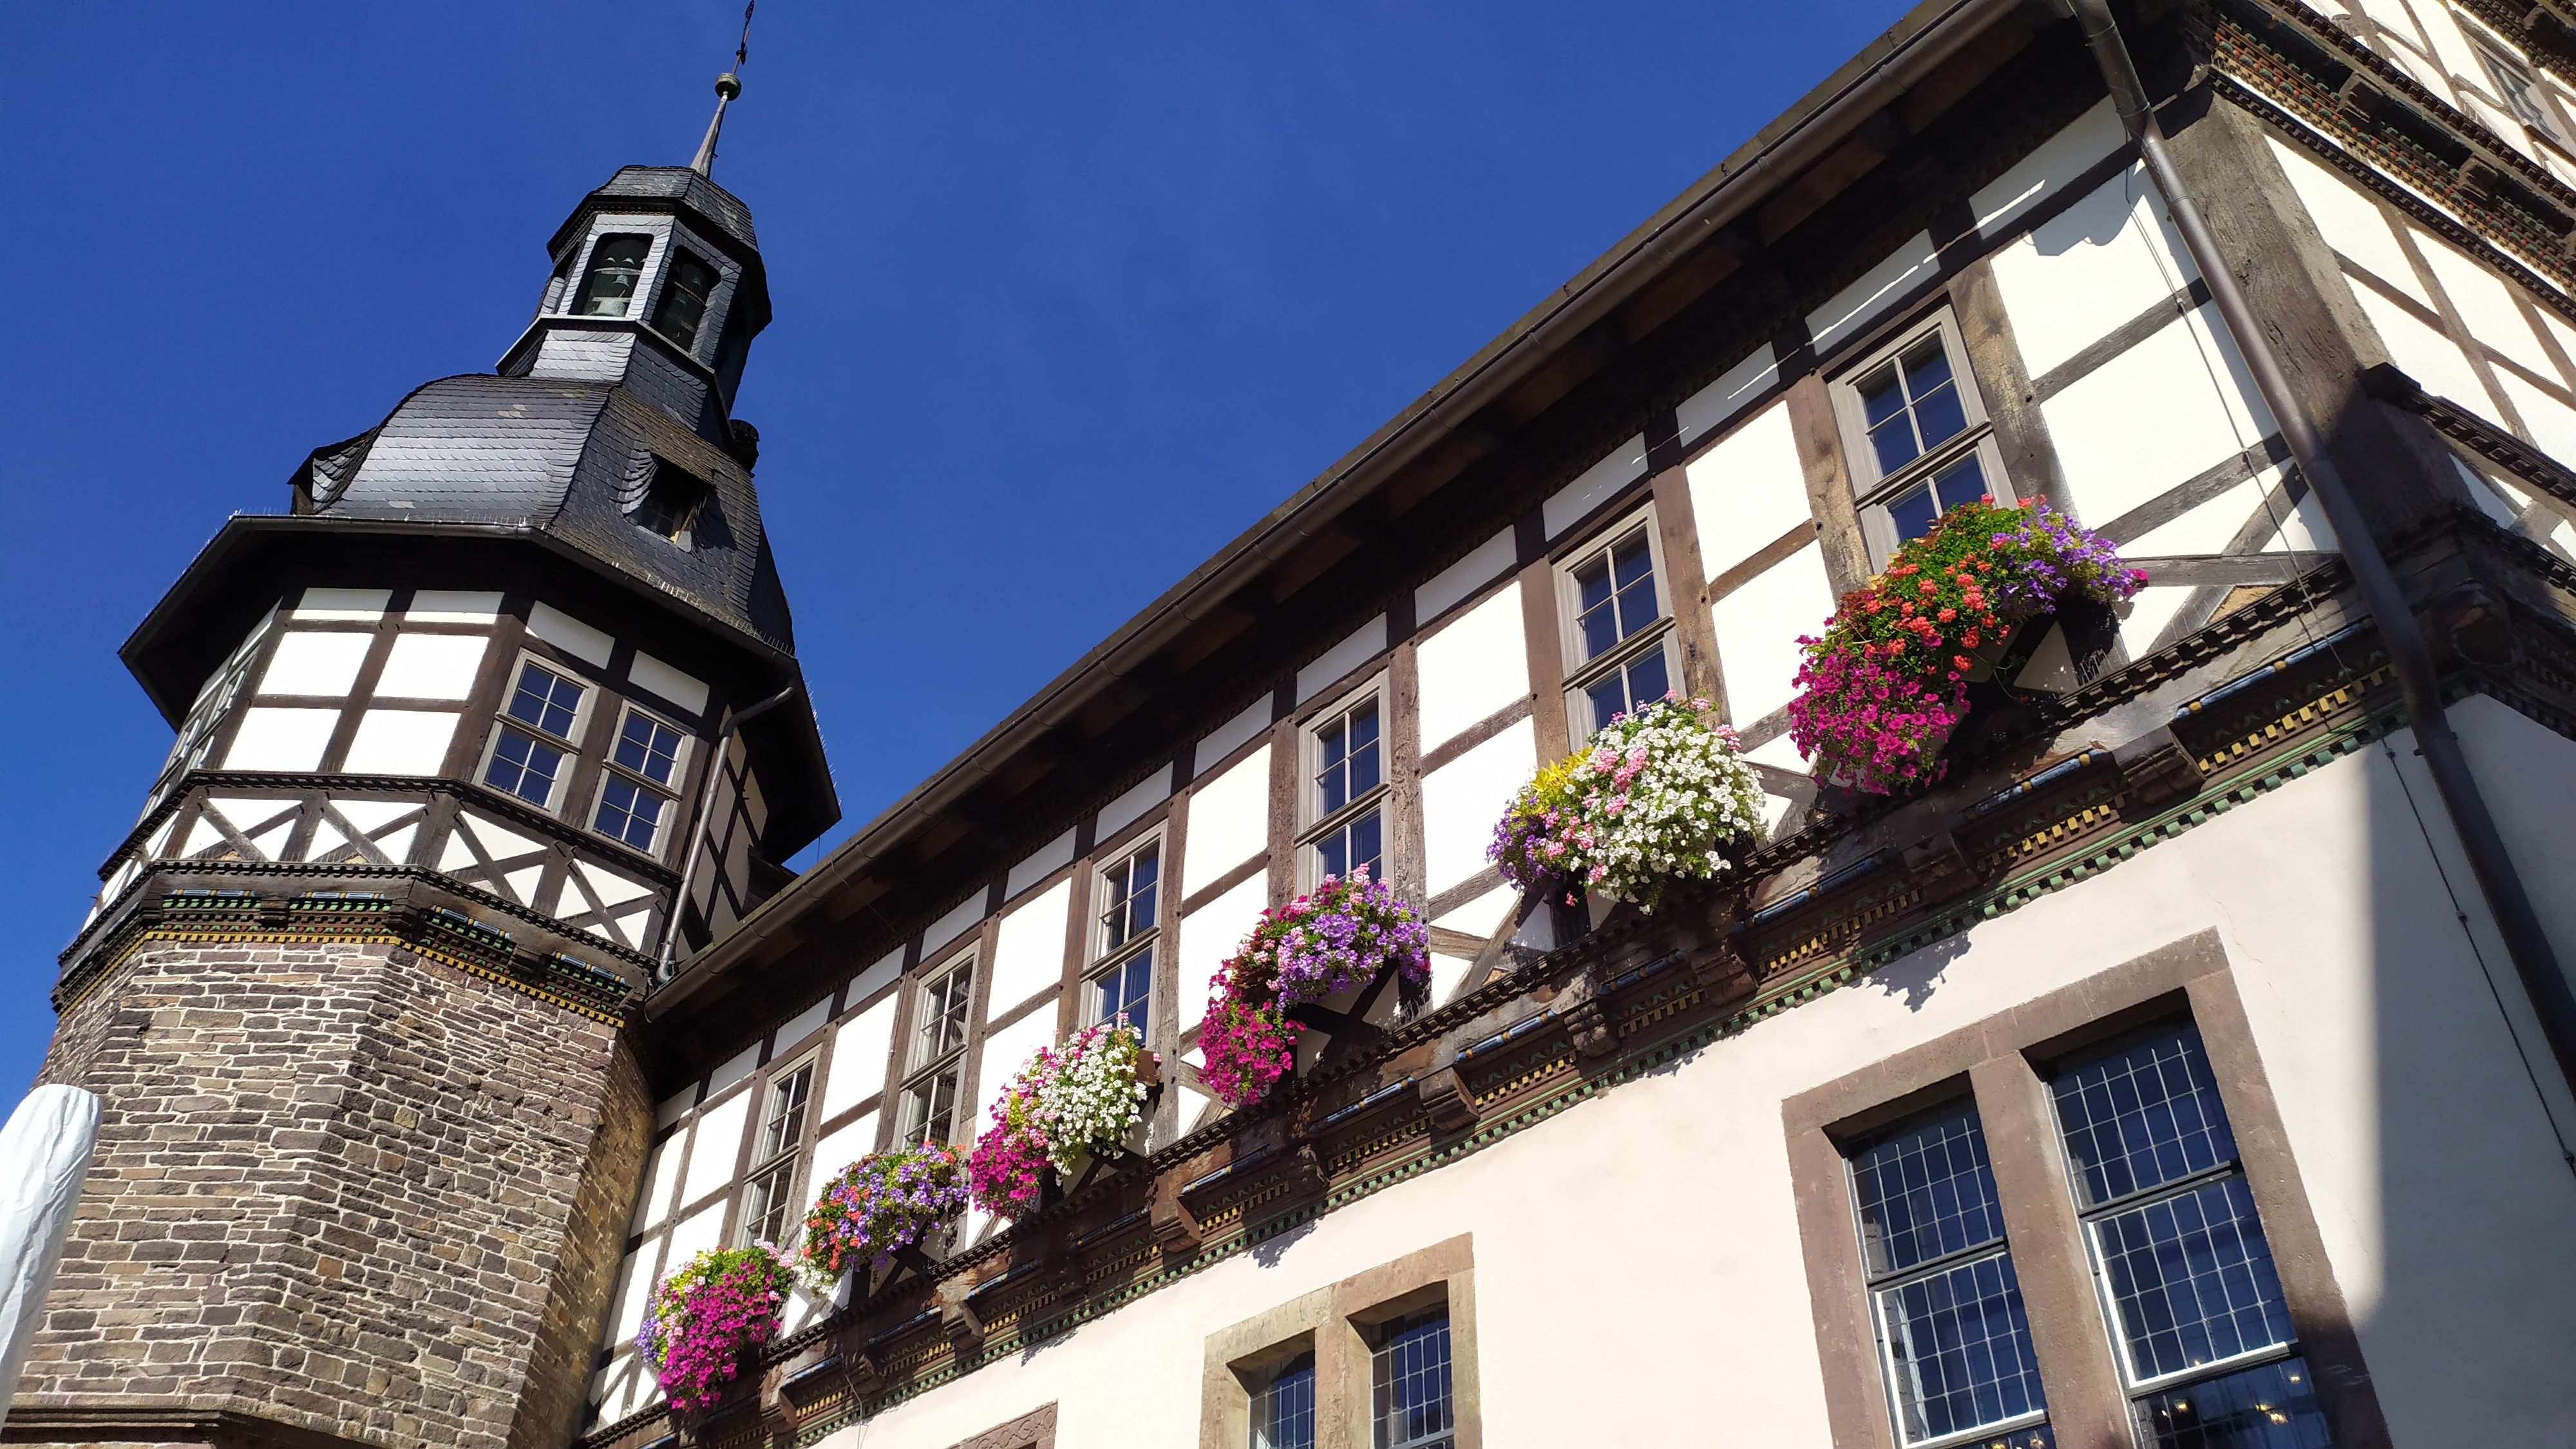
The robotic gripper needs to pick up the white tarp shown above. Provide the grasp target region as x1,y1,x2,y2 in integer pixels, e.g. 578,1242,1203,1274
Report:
0,1085,99,1430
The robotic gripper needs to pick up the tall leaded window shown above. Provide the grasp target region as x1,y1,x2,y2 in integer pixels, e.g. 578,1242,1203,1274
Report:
1247,1354,1316,1449
2050,1025,2333,1447
650,250,721,350
484,659,587,810
1304,691,1386,886
739,1057,815,1247
1560,518,1676,739
1848,1106,2054,1448
1090,839,1159,1036
900,954,975,1144
1832,313,2014,561
1369,1311,1455,1449
574,234,653,317
594,707,685,855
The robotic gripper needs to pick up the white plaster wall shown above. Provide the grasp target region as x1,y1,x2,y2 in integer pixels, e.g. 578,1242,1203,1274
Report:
1988,167,2199,380
1971,99,2122,238
528,601,614,668
1419,719,1537,898
1099,763,1175,838
2042,303,2277,526
374,634,486,699
1007,828,1077,899
1416,530,1517,625
986,877,1072,1023
1297,618,1388,703
1542,435,1649,538
1677,346,1782,448
1710,541,1833,726
629,650,709,715
819,994,898,1124
1414,583,1527,752
677,1088,751,1210
1182,744,1270,895
1806,231,1940,352
1178,870,1267,1034
2350,284,2501,420
805,713,2576,1449
630,1133,685,1235
2260,135,2433,307
258,632,372,697
222,707,337,772
2409,228,2555,377
340,709,458,775
1685,401,1814,581
920,893,987,958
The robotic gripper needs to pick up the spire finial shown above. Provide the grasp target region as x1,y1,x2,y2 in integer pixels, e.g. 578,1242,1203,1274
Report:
689,1,756,178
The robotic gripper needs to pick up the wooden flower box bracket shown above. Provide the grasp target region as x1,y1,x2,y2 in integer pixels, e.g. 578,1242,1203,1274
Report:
2110,726,2205,811
1148,1179,1202,1256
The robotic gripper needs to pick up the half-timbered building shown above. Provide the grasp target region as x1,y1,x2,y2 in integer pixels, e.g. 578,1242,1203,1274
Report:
24,0,2576,1446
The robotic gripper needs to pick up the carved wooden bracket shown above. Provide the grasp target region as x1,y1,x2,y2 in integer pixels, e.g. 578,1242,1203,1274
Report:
2111,726,2204,809
1546,967,1616,1059
1900,829,1982,904
1149,1183,1202,1255
936,1281,985,1356
1416,1064,1478,1132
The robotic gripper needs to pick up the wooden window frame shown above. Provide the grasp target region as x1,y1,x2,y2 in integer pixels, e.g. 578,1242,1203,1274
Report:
737,1051,817,1248
1296,674,1392,891
473,650,598,817
587,699,691,862
1553,505,1683,743
1826,309,2018,566
898,947,978,1146
1086,829,1165,1039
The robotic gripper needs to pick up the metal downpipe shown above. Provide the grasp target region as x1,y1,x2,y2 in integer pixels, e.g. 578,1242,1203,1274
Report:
2066,0,2576,1097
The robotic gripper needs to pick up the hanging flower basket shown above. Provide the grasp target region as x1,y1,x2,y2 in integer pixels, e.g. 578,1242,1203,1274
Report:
1788,498,2145,795
1200,868,1430,1110
966,1020,1157,1218
1490,695,1765,912
799,1142,966,1280
634,1244,793,1414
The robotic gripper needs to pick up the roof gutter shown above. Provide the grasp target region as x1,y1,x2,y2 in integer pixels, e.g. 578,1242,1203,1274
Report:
2067,0,2576,1103
656,0,2028,1009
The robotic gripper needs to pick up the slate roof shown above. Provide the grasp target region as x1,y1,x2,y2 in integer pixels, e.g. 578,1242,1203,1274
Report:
303,374,795,654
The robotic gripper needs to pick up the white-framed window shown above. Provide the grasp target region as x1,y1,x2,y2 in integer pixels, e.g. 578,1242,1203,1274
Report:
899,952,975,1144
1846,1102,2054,1446
591,703,688,857
2048,1023,2331,1443
480,656,591,811
1088,836,1160,1037
738,1054,815,1248
2474,37,2566,142
1829,312,2016,562
573,234,654,317
1558,511,1680,741
1299,683,1387,887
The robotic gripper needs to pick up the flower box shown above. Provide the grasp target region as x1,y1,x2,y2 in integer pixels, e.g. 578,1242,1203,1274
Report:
1490,696,1766,914
967,1021,1159,1218
1199,868,1430,1110
634,1244,793,1414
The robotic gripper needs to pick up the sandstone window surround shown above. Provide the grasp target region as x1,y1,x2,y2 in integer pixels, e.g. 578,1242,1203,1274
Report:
1554,504,1681,743
1199,1235,1481,1449
1784,930,2391,1449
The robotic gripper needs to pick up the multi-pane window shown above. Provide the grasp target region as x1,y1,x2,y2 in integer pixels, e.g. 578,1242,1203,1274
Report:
574,234,653,317
1848,1107,2054,1448
2478,42,2564,142
1305,694,1386,886
485,660,587,809
650,250,721,350
739,1058,814,1248
594,708,684,855
2050,1026,2333,1446
901,956,975,1144
1562,522,1676,741
1090,841,1159,1036
1369,1311,1455,1449
1833,314,2012,560
1248,1355,1316,1449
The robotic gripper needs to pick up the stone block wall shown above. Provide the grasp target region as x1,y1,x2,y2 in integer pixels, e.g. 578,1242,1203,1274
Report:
20,934,652,1449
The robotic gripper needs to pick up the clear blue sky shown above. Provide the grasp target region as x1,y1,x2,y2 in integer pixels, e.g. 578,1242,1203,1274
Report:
0,1,1913,1092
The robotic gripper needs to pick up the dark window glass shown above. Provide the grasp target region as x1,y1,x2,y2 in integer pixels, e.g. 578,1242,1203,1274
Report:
742,1160,797,1247
1101,844,1160,952
1878,1253,2050,1443
2134,1356,2332,1448
1370,1311,1455,1449
506,663,584,739
1887,453,1991,544
594,776,667,851
915,963,974,1065
484,727,565,806
1852,1111,2009,1276
1249,1356,1316,1449
1091,949,1153,1036
903,1068,960,1144
2054,1027,2241,1209
650,251,720,349
1862,336,1969,477
1316,808,1383,883
1584,648,1670,734
761,1064,813,1161
2092,1177,2296,1381
1316,701,1382,815
1574,531,1660,661
574,234,652,317
635,464,707,543
615,712,685,786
